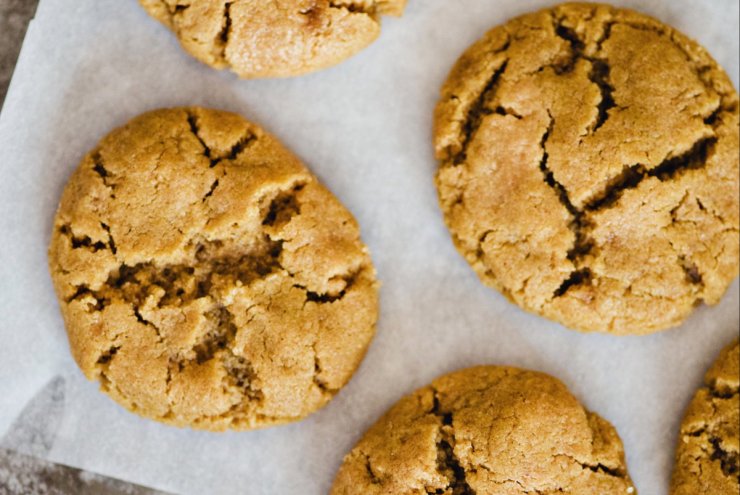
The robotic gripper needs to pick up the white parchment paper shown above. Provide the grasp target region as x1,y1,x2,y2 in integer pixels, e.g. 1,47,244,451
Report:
0,0,738,493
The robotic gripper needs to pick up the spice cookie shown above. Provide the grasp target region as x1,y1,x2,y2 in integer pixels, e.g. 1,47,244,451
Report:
48,107,378,430
331,366,636,494
671,339,739,494
140,0,406,78
434,2,740,335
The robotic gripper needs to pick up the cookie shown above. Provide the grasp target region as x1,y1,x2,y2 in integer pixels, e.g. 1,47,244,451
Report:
331,366,636,494
434,2,740,335
671,339,739,494
140,0,406,78
48,107,378,430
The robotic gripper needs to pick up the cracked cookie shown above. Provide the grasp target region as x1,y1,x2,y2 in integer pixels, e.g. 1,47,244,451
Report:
331,366,636,494
48,107,378,430
434,2,740,335
671,339,739,494
139,0,406,78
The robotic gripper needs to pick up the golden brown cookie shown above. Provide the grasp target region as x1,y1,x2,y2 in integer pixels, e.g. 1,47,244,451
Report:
671,339,739,495
48,107,378,431
139,0,406,78
434,2,740,335
331,366,636,494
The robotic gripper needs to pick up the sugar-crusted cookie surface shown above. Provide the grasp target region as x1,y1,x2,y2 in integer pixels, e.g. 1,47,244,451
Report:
331,366,636,494
140,0,406,78
48,107,378,430
671,339,739,495
434,2,740,335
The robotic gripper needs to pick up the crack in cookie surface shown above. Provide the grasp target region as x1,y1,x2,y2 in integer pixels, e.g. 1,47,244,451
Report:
430,395,476,495
140,0,406,78
331,366,635,494
671,340,739,494
434,3,740,334
48,107,378,430
452,57,510,166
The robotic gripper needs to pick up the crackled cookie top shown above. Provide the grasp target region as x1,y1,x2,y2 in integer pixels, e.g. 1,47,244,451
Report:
48,107,378,430
671,339,739,495
140,0,406,78
331,366,636,494
434,2,740,335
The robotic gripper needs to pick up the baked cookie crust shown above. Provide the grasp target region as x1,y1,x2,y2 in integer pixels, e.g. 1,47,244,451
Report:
331,366,636,494
48,107,378,430
671,339,739,495
140,0,406,78
434,2,740,335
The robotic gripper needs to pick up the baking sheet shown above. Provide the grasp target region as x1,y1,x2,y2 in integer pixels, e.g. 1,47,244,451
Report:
0,0,737,493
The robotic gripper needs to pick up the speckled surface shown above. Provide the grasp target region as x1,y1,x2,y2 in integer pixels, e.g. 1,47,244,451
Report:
0,1,737,494
0,0,39,109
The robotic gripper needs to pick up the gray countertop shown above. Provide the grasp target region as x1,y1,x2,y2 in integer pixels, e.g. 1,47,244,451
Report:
0,0,39,110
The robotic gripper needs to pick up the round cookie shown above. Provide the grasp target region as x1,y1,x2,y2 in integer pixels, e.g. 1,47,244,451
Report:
48,107,378,430
332,366,636,494
139,0,406,78
671,339,739,495
434,2,740,335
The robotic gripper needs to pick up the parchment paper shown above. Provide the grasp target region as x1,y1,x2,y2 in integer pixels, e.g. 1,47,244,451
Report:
0,0,737,493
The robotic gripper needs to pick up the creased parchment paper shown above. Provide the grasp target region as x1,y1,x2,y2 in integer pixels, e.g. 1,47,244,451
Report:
0,0,737,493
